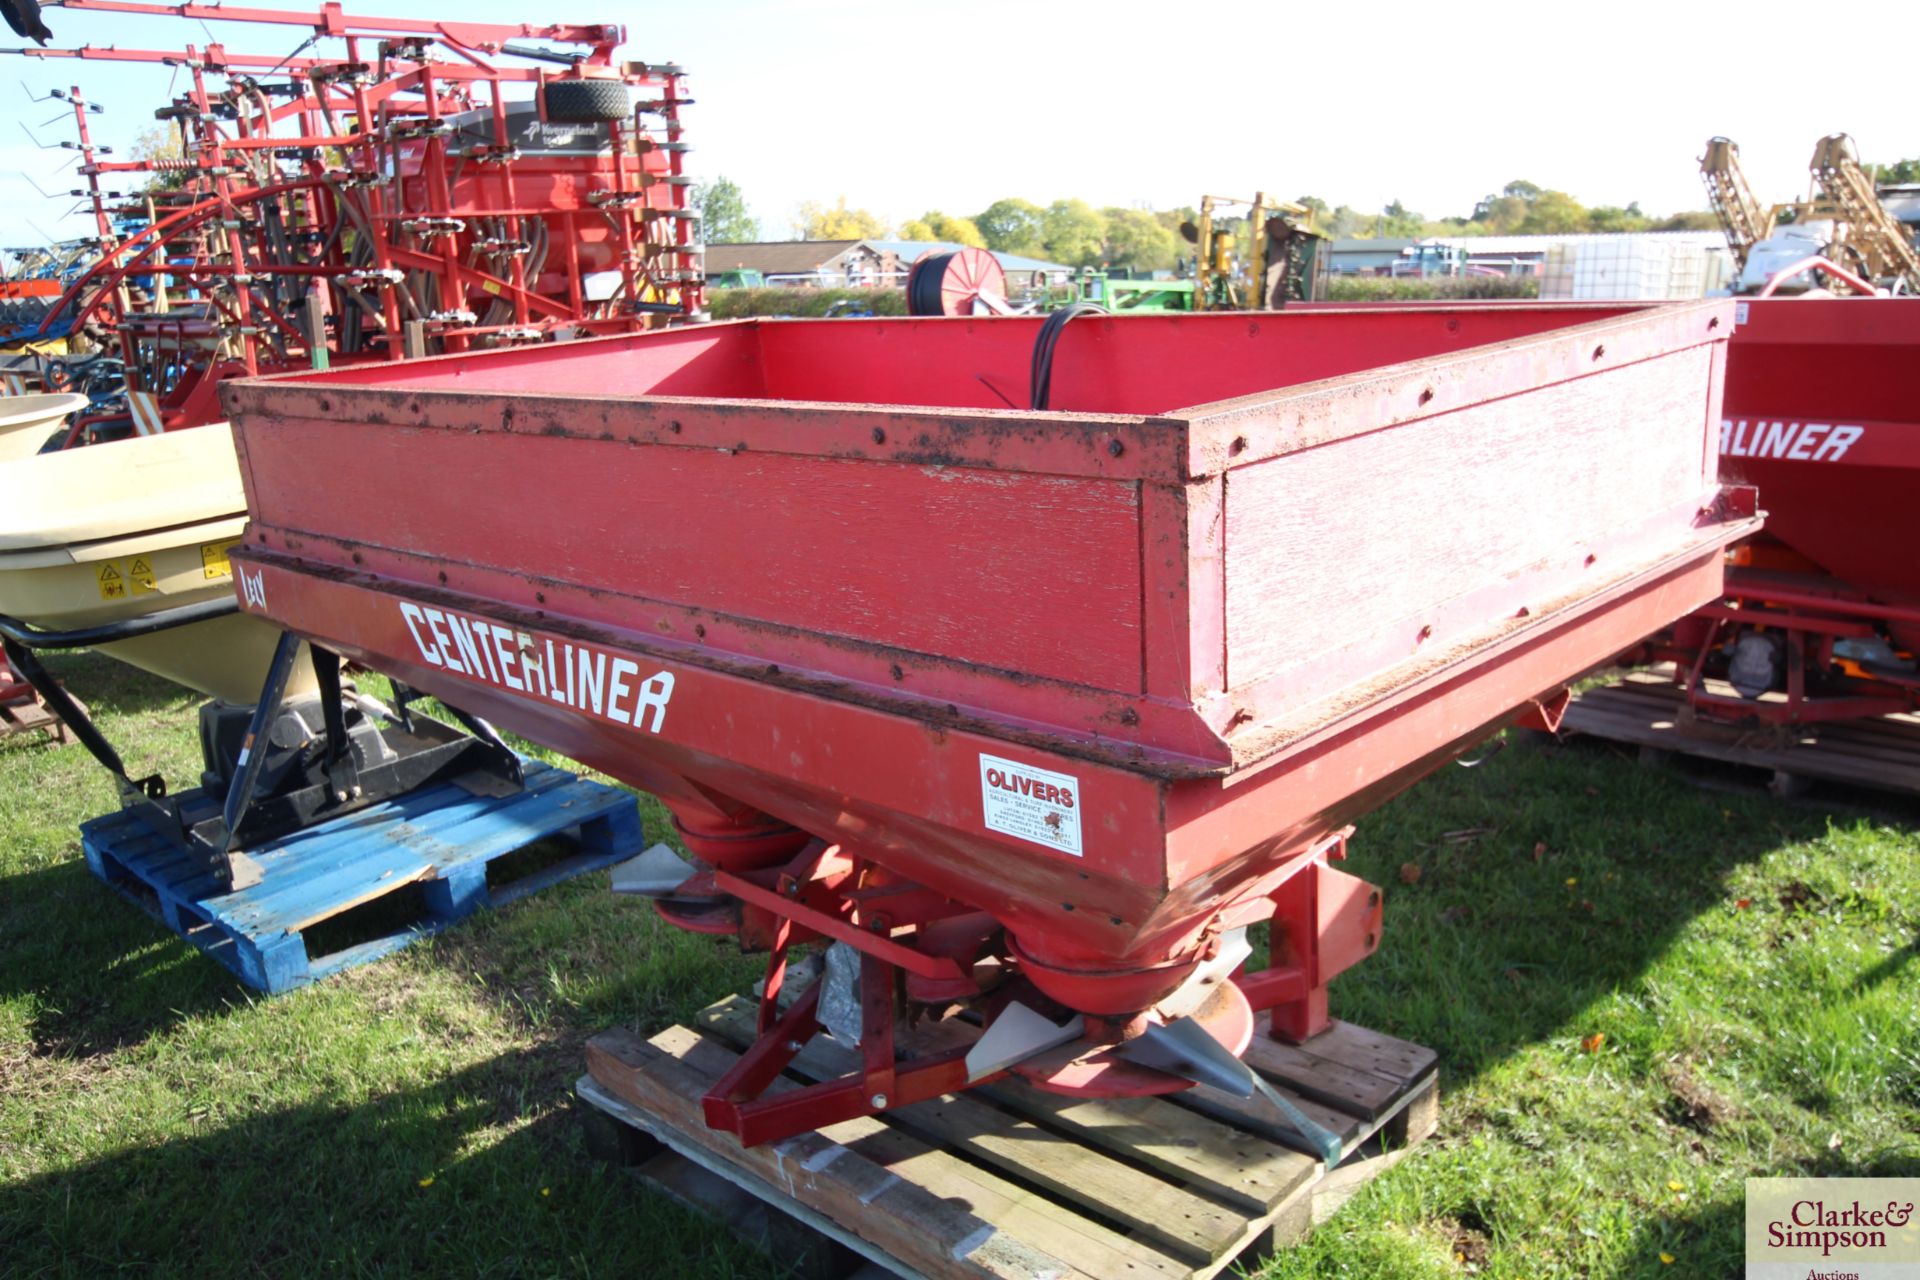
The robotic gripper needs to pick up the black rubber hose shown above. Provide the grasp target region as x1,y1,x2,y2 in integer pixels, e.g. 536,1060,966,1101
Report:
0,596,240,651
907,252,958,316
1029,302,1108,411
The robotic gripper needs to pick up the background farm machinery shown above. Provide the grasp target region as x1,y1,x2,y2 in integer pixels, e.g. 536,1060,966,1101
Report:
0,2,703,893
2,0,703,442
901,191,1328,319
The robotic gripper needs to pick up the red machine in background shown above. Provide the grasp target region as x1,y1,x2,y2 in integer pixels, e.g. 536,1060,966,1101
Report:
1653,298,1920,724
6,0,701,440
220,303,1754,1148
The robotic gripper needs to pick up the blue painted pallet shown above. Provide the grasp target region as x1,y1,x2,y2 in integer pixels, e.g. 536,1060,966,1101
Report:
79,759,643,994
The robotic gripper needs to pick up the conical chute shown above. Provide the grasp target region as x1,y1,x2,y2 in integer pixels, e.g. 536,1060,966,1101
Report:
964,1001,1085,1082
609,842,698,898
1118,1015,1344,1165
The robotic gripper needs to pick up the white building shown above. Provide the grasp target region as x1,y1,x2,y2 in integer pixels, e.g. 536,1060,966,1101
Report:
1422,231,1735,299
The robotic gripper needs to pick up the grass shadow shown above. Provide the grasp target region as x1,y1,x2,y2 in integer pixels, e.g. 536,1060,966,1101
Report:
1326,729,1920,1090
0,857,251,1058
17,649,204,720
0,1044,788,1280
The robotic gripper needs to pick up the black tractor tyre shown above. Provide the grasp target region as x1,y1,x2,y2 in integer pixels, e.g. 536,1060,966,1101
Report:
540,78,631,124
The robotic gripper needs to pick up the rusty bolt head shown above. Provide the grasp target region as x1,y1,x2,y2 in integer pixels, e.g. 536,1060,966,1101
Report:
871,427,886,444
1107,438,1125,458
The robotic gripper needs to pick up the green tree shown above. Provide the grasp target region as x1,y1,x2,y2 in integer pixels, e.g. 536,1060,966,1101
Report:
1039,199,1108,266
128,123,189,193
1322,204,1369,238
974,198,1045,256
1472,193,1530,233
1099,207,1179,271
1586,202,1650,233
1872,157,1920,184
796,197,889,241
693,175,760,244
897,210,986,247
1517,189,1587,234
1651,210,1721,231
1374,199,1425,238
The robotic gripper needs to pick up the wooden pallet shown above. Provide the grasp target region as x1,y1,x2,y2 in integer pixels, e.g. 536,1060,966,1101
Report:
577,994,1438,1280
1565,669,1920,798
0,690,77,746
79,758,644,993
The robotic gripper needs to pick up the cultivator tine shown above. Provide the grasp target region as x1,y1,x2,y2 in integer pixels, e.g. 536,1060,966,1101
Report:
1118,1016,1344,1165
964,1001,1083,1082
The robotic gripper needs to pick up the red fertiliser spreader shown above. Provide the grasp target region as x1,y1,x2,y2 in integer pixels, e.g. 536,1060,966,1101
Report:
1654,297,1920,723
219,303,1755,1148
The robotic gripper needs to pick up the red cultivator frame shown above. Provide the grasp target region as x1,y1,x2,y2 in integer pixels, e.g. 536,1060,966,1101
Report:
9,0,700,437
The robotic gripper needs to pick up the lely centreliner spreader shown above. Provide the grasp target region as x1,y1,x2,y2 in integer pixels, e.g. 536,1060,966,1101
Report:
221,303,1755,1146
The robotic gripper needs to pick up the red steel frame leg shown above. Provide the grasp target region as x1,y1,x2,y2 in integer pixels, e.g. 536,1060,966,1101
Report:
1264,860,1331,1042
1229,830,1381,1044
702,947,972,1147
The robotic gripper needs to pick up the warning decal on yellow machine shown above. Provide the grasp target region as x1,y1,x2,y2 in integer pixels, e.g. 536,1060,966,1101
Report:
96,562,126,600
200,539,239,579
129,557,157,594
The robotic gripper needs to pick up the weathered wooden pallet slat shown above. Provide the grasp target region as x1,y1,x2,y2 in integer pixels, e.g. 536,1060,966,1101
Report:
80,759,644,994
1566,671,1920,797
696,999,1245,1262
899,1013,1308,1214
0,691,75,745
581,994,1440,1280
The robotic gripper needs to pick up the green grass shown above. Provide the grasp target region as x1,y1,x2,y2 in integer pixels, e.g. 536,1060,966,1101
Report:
2,656,1916,1278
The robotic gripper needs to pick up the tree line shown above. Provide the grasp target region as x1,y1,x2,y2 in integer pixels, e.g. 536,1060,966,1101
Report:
695,164,1919,273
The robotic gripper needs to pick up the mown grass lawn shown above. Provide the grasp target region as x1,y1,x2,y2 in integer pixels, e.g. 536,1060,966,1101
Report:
1,653,1915,1279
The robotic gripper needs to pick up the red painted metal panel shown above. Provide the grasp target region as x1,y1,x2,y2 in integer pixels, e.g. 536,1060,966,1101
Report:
1223,347,1716,701
1722,298,1920,607
750,309,1661,417
238,417,1148,691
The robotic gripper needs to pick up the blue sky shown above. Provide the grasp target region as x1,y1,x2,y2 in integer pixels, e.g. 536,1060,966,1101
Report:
3,0,1916,247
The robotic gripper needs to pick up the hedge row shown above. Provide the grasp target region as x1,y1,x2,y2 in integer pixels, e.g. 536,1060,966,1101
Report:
1325,275,1541,301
